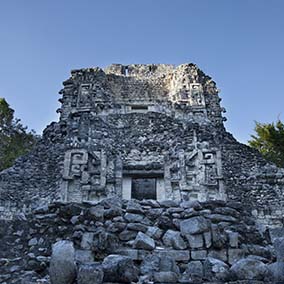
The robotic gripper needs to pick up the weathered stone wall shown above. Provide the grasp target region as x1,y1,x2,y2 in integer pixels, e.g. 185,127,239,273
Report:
0,122,67,219
0,62,283,230
0,199,280,284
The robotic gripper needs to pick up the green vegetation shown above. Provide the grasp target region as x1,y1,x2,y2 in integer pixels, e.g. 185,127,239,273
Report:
0,98,38,171
249,119,284,168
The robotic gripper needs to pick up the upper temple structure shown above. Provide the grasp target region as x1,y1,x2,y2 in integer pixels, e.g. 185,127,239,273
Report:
0,63,283,228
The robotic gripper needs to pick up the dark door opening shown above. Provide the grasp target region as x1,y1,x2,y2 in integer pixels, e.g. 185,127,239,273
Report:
131,177,157,200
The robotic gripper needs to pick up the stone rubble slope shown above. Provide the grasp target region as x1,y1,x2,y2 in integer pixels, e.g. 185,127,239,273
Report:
1,197,283,283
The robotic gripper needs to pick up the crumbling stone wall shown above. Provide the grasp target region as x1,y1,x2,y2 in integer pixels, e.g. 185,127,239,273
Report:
0,199,280,284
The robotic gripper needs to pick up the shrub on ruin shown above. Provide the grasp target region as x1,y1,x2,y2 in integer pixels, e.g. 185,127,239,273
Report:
249,119,284,168
0,98,38,171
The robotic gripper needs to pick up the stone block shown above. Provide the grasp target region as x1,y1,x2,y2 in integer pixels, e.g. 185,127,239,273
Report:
227,230,239,248
230,257,268,280
203,231,212,248
268,261,284,283
119,229,137,241
49,240,76,284
146,226,163,240
126,200,144,214
159,256,179,274
181,260,203,282
75,249,94,263
114,248,139,260
154,249,190,261
81,232,94,250
191,250,207,260
203,257,229,281
154,271,178,283
186,234,204,249
180,216,210,235
269,228,284,243
273,237,284,262
126,222,148,232
102,255,139,283
228,248,245,265
77,263,103,284
138,249,150,260
208,249,227,262
133,232,155,250
124,213,144,223
88,205,104,221
162,230,187,250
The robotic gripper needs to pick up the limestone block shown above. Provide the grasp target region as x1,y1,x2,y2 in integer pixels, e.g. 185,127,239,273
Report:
154,271,178,283
230,257,268,280
180,200,202,210
88,205,104,221
133,232,155,250
115,248,139,260
140,254,160,275
75,249,94,263
49,240,76,284
159,256,180,274
102,255,139,283
268,261,284,283
203,231,212,248
162,230,187,250
81,232,94,250
119,229,137,241
180,216,210,235
186,234,204,249
206,213,237,223
124,213,144,223
211,224,227,248
126,200,144,214
28,238,38,247
203,257,229,281
208,249,227,262
273,237,284,262
126,222,148,232
154,249,190,261
146,226,163,240
191,250,207,260
77,263,104,284
227,230,239,248
181,260,203,282
228,248,245,265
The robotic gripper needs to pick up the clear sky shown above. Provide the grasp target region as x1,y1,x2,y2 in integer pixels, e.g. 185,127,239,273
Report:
0,0,283,143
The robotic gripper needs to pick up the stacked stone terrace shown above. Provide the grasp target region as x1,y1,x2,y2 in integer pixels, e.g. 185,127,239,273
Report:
0,63,283,229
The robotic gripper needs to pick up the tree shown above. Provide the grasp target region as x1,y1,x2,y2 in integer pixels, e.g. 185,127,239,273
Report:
0,98,38,171
248,119,284,168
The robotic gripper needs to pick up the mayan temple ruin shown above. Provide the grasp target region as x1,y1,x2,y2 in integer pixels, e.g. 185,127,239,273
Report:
1,63,284,283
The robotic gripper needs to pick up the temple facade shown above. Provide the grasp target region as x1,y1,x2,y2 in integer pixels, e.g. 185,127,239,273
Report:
0,63,283,228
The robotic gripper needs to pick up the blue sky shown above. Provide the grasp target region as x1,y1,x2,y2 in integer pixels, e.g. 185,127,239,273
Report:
0,0,283,143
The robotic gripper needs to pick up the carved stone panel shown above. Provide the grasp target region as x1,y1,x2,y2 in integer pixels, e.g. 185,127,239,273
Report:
61,149,106,202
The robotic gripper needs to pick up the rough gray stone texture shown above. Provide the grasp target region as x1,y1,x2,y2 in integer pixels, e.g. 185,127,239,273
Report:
230,257,269,280
162,229,187,249
273,237,284,262
180,216,210,235
181,260,204,282
133,231,155,250
77,263,104,284
153,271,178,283
0,200,278,283
49,240,77,284
204,257,229,281
102,254,139,283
